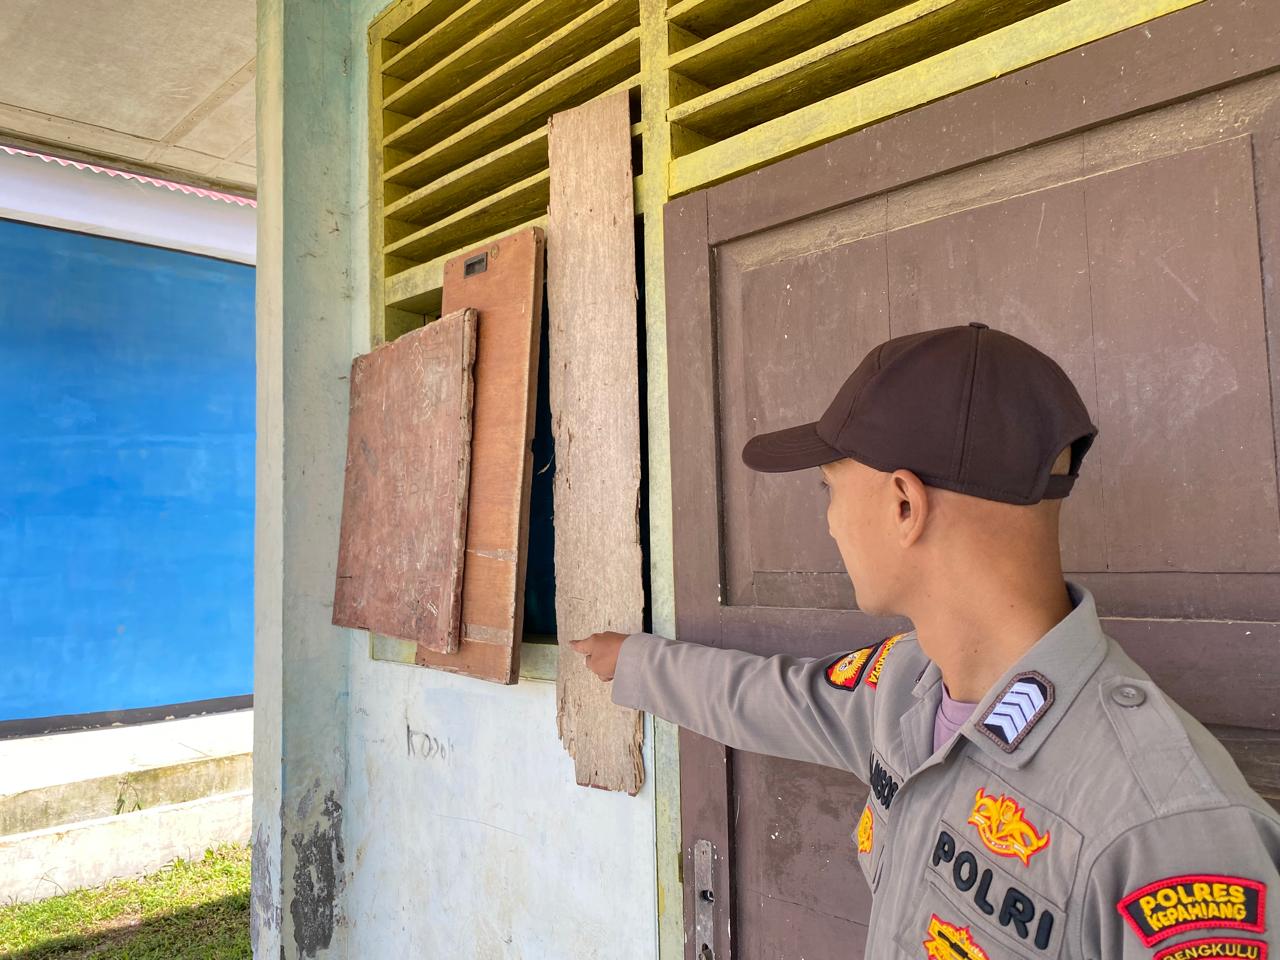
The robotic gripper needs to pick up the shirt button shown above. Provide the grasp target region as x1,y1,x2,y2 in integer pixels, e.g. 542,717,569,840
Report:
1112,684,1146,708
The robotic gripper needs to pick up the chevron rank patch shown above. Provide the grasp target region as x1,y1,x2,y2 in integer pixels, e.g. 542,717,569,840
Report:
825,646,876,690
978,672,1054,752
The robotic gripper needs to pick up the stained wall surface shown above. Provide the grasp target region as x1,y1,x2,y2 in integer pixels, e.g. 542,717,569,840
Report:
252,0,659,955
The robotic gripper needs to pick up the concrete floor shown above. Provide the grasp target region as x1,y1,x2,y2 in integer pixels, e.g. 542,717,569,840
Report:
0,710,253,797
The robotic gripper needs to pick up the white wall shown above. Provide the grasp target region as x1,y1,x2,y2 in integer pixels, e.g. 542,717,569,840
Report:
253,0,660,956
0,147,255,264
344,662,657,959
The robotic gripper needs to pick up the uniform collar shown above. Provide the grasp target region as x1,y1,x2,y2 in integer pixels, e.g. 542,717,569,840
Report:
910,581,1108,770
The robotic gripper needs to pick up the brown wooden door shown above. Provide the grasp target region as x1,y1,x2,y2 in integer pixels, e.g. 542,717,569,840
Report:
664,3,1280,957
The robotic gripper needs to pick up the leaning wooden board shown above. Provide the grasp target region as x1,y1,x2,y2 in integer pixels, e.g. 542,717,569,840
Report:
333,308,478,654
413,227,546,683
547,91,645,794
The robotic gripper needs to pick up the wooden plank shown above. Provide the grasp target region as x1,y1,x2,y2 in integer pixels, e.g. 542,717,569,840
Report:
383,36,641,188
413,227,546,683
373,0,470,47
665,0,776,40
385,0,629,123
547,90,645,794
332,308,478,655
668,0,1206,195
668,0,1057,140
668,0,910,91
383,0,522,80
384,213,550,314
386,169,550,266
386,120,645,226
382,164,645,313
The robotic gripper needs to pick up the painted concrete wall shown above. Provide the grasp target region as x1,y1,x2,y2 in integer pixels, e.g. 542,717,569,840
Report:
253,1,659,956
0,218,254,721
251,0,353,956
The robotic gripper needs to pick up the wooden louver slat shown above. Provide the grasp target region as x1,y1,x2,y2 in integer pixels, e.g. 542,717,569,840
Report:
383,0,523,80
667,0,1063,143
668,0,911,90
383,34,641,189
385,0,637,152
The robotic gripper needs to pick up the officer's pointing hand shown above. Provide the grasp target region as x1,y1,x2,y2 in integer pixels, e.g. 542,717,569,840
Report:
569,632,627,681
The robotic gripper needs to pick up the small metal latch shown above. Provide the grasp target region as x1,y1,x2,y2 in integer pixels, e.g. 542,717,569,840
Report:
463,253,488,276
693,839,716,960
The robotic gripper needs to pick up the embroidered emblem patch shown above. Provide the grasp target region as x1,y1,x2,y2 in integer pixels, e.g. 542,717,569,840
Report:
967,787,1050,866
978,672,1054,752
856,804,873,854
825,646,876,690
922,914,990,960
864,633,905,689
1154,937,1268,960
1117,874,1266,947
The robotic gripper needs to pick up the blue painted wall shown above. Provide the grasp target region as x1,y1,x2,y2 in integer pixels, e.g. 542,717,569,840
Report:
0,218,255,721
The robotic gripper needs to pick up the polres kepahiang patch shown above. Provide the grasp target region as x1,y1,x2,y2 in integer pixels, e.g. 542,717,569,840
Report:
1117,874,1266,947
824,645,877,690
1153,936,1267,960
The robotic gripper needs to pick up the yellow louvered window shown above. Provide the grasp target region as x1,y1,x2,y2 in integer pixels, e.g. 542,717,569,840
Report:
367,0,1203,341
368,0,644,341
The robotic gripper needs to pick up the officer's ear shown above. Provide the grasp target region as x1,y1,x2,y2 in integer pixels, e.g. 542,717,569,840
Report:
889,469,929,547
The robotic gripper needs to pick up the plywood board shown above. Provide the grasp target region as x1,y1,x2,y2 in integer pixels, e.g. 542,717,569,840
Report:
333,308,478,654
547,90,645,794
412,226,545,683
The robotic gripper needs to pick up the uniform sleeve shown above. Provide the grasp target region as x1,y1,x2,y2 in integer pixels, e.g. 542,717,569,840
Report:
1078,804,1280,959
609,632,881,775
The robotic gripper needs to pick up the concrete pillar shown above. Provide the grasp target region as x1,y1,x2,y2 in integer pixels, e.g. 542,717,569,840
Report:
252,0,354,956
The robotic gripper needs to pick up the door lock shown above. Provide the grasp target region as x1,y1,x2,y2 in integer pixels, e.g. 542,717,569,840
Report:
693,839,717,960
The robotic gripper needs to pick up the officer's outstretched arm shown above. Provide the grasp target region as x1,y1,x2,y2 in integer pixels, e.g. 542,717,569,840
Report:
610,632,886,775
1078,804,1280,958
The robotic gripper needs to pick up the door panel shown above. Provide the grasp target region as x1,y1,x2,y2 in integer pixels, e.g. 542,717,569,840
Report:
665,3,1280,958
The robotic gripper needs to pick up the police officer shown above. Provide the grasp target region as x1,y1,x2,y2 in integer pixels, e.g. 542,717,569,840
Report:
572,322,1280,959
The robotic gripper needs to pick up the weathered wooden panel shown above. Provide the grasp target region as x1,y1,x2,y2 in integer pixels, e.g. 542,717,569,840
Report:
333,308,477,654
412,227,545,683
547,90,646,794
1086,136,1280,572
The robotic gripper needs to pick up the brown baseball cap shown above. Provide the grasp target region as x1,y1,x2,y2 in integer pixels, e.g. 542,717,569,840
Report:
741,322,1098,505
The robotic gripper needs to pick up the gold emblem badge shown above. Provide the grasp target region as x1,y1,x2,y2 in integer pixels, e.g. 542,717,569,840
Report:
856,804,874,853
825,647,874,689
922,914,990,960
967,788,1050,866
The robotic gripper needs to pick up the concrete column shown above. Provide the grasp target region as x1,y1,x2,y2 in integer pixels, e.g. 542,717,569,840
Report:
252,0,354,956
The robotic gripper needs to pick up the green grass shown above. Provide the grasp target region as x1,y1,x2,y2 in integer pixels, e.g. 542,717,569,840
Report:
0,843,251,959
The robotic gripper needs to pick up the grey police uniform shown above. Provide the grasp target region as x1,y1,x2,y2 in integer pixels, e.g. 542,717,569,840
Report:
612,582,1280,959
